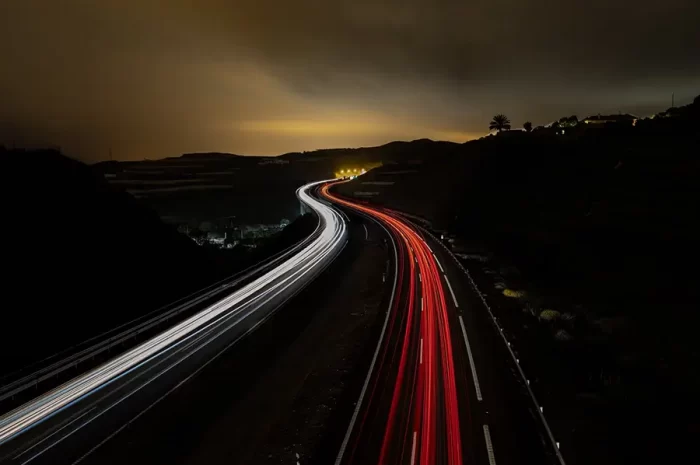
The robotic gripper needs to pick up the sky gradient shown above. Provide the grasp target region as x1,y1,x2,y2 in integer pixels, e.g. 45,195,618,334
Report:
1,0,698,161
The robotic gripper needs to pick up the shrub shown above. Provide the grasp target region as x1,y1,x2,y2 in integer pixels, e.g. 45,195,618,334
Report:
503,288,526,298
539,309,561,321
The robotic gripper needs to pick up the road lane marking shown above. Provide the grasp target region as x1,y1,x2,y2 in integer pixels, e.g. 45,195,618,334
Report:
363,224,369,240
421,297,423,312
410,431,417,465
444,274,459,308
433,254,444,272
420,339,423,364
459,316,483,401
483,425,497,465
418,273,421,282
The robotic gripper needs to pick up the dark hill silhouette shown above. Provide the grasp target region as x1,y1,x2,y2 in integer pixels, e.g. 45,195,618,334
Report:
278,138,461,164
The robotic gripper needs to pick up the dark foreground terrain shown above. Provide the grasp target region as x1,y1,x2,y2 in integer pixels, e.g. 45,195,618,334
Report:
334,97,700,464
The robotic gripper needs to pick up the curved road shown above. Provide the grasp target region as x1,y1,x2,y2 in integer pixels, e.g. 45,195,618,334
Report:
322,183,556,465
0,180,347,465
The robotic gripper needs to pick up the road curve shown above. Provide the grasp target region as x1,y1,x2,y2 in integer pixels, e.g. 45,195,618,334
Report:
322,183,557,465
321,184,464,465
0,180,347,464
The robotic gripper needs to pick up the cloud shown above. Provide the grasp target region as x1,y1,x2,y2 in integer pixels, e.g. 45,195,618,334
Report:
1,0,698,160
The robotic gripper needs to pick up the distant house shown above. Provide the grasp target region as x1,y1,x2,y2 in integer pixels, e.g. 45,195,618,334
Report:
583,114,638,126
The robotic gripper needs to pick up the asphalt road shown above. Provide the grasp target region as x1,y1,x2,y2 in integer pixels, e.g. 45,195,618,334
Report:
0,180,347,465
322,184,557,465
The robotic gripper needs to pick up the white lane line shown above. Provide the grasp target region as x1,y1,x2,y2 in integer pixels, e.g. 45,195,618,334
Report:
483,425,497,465
363,224,368,240
433,254,444,273
418,273,421,283
421,297,423,312
459,316,483,402
410,431,418,465
444,274,459,308
420,339,423,364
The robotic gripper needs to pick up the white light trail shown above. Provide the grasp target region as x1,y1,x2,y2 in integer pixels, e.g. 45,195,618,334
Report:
0,180,346,445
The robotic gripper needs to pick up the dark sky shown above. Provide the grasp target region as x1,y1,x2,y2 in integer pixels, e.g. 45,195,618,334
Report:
1,1,698,161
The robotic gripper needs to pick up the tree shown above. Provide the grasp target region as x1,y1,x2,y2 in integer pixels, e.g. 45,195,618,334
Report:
489,114,511,132
523,121,533,132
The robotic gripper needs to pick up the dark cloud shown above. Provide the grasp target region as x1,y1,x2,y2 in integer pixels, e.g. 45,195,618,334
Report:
1,0,698,160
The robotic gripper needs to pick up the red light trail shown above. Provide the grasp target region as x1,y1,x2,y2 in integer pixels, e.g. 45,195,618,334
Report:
321,184,464,465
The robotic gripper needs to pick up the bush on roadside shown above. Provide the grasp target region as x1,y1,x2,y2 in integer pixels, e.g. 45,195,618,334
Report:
503,288,526,298
539,309,561,321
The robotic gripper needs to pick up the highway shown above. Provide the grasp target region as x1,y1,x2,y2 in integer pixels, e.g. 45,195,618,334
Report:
0,180,347,465
321,184,558,465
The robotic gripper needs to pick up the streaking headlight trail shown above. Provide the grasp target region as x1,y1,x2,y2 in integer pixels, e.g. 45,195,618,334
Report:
0,180,346,446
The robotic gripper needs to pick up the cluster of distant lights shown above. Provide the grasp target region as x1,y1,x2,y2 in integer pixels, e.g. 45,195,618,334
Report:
338,168,366,179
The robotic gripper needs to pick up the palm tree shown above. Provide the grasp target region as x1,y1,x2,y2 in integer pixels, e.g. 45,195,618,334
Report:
523,121,533,132
489,114,511,132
